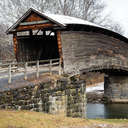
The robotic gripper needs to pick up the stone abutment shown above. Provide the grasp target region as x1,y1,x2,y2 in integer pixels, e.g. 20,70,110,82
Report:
104,74,128,103
0,76,86,118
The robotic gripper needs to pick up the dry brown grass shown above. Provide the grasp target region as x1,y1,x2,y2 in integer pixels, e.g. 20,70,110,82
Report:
0,110,128,128
0,110,90,128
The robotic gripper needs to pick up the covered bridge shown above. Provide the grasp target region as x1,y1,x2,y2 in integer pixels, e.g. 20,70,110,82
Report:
6,8,128,102
6,8,128,74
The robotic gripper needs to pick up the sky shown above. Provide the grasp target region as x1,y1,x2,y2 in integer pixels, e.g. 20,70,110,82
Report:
104,0,128,37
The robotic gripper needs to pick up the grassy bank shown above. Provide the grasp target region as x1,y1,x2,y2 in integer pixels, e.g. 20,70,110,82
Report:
0,110,127,128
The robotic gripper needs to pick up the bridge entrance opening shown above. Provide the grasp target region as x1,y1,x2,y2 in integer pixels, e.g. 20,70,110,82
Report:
16,31,60,62
7,9,63,62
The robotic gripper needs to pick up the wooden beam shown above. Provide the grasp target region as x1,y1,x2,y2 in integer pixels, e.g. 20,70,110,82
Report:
20,20,50,26
13,34,18,60
17,23,53,31
8,25,62,34
57,31,63,64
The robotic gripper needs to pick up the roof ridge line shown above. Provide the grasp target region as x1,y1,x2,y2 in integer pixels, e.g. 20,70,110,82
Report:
6,8,65,34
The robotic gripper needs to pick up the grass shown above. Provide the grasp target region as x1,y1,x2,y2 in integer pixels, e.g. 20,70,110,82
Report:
0,110,128,128
94,118,128,124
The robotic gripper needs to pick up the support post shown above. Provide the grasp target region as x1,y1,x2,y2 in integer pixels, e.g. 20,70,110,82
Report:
24,62,28,80
8,64,11,84
49,60,52,75
59,58,62,75
57,31,63,64
36,60,39,78
13,33,18,61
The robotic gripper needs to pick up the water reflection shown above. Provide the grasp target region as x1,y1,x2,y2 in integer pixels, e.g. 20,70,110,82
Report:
87,103,128,119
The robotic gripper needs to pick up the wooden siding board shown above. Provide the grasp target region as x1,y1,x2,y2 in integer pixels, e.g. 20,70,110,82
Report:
24,12,44,22
20,20,50,26
15,12,55,32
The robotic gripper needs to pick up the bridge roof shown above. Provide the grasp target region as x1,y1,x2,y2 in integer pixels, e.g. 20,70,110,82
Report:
6,8,128,42
6,8,103,34
43,13,102,28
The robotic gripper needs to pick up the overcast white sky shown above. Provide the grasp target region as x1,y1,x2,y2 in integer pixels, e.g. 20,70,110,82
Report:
104,0,128,37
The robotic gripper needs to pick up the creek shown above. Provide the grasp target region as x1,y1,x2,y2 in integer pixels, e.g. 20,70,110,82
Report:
87,103,128,119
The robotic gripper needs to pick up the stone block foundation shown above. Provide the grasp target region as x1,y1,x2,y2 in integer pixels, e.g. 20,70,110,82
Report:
0,76,86,118
104,74,128,103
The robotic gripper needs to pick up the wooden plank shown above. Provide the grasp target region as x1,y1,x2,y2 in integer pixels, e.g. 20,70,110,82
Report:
20,20,50,26
49,60,52,75
36,60,39,78
24,62,28,80
8,64,11,84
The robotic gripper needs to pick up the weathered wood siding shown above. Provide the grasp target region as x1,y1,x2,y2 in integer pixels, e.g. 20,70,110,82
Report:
16,12,54,31
24,12,44,22
60,31,128,73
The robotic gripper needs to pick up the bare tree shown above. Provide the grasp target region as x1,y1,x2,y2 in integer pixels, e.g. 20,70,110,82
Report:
57,0,75,16
101,18,124,35
78,0,106,22
54,0,124,35
0,0,52,22
0,24,10,44
110,23,124,35
49,0,105,24
0,24,14,60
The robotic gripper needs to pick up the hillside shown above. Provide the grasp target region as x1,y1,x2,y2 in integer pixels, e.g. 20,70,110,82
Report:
0,110,128,128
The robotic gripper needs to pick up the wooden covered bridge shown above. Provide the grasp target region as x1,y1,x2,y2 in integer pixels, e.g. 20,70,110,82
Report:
6,8,128,102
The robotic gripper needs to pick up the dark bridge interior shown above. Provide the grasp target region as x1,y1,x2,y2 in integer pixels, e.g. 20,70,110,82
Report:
16,34,59,62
